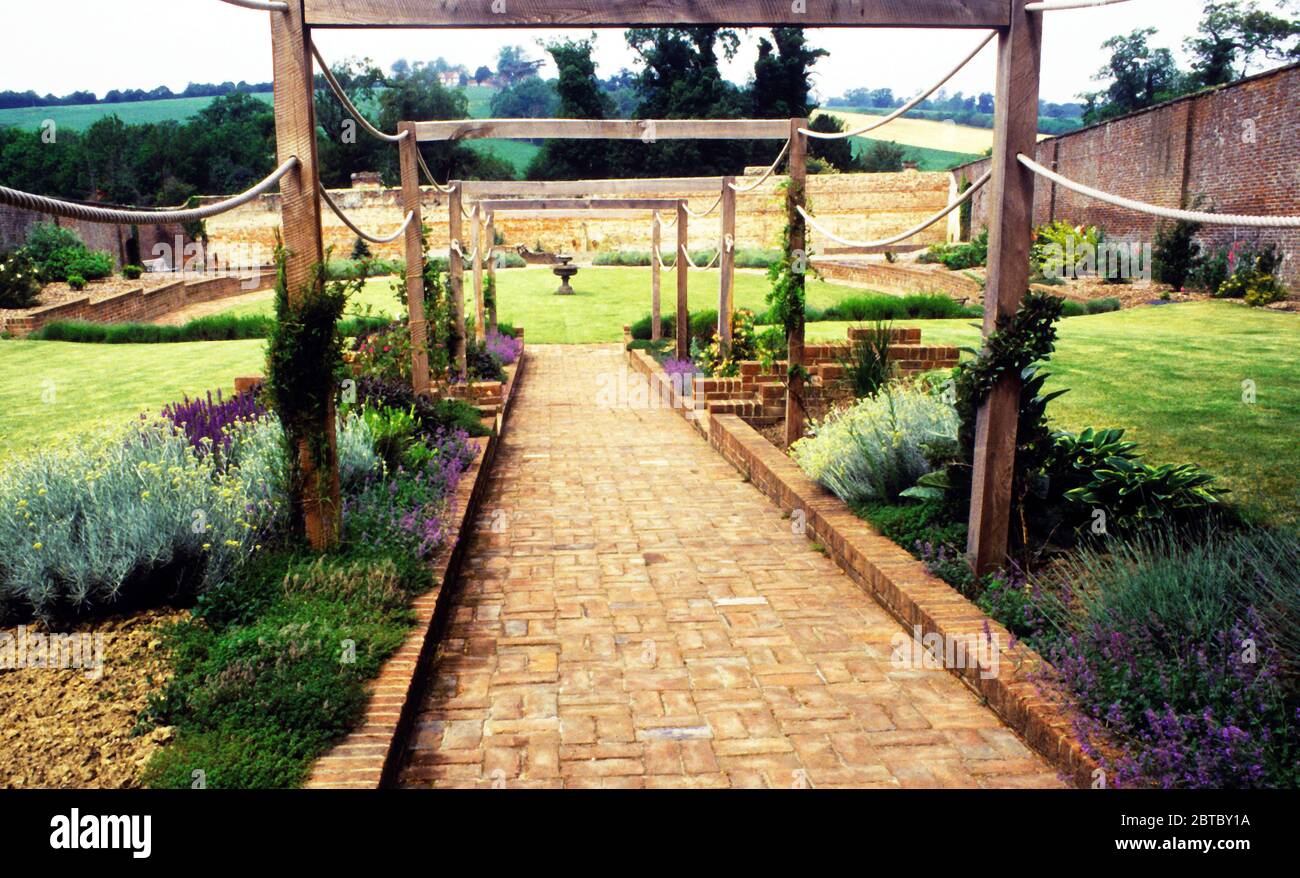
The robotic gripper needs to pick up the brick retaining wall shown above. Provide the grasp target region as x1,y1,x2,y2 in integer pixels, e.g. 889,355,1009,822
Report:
1,269,276,336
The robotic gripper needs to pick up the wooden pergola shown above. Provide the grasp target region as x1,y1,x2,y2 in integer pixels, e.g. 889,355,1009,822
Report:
271,0,1042,574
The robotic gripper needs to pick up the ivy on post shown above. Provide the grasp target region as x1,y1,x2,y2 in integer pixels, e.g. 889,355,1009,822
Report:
968,0,1044,576
268,0,339,550
783,118,809,449
448,182,468,380
397,121,430,396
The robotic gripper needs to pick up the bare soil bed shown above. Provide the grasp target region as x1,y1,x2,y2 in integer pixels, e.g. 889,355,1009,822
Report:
0,607,184,788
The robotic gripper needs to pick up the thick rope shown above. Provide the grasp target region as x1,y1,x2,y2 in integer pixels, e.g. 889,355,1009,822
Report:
654,210,678,229
730,139,792,193
320,185,415,244
1026,0,1131,10
0,158,298,226
417,151,457,194
450,239,479,264
800,31,996,140
1018,155,1300,228
216,0,288,11
679,245,721,270
796,169,992,249
312,42,408,144
683,194,724,219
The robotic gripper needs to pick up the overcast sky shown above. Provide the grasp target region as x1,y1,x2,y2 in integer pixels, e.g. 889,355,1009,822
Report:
0,1,1294,105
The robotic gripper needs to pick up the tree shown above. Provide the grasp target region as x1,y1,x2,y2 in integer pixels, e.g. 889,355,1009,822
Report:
474,65,493,85
806,114,860,173
750,27,826,119
1185,1,1300,88
615,27,749,177
497,46,544,86
313,56,387,188
377,62,514,185
489,77,560,119
858,140,906,173
526,37,617,180
1081,28,1185,124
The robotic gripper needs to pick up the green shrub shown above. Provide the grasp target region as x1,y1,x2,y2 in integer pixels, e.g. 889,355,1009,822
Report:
492,251,526,269
857,500,966,559
839,321,893,398
122,264,144,280
818,293,979,322
1152,218,1202,291
30,314,387,344
66,274,86,291
735,249,782,269
919,229,988,271
20,222,82,268
1063,456,1222,537
0,249,41,309
792,384,959,504
594,250,652,267
1244,277,1287,307
142,549,429,788
41,246,114,282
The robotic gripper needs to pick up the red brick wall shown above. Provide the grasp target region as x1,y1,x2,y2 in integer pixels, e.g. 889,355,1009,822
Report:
957,63,1299,288
0,205,189,267
1,270,275,337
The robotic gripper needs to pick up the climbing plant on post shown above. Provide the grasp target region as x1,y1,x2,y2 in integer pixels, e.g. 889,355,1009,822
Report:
783,118,809,448
269,0,338,549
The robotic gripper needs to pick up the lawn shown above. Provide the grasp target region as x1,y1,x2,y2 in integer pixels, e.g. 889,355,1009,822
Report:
0,339,266,461
806,302,1300,524
0,94,274,131
216,267,874,344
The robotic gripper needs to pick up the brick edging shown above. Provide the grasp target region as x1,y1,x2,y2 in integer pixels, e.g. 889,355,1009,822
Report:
625,342,1096,788
304,349,527,789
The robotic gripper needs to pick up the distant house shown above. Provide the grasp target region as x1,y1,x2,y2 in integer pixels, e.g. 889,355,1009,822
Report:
439,70,462,88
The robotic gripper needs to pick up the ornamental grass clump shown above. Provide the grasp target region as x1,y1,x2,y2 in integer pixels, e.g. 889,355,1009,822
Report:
0,421,273,622
791,385,958,504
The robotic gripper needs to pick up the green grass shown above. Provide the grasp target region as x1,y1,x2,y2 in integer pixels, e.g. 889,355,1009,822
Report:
849,136,982,171
464,139,540,178
0,338,266,461
0,94,274,131
806,302,1300,523
485,266,867,344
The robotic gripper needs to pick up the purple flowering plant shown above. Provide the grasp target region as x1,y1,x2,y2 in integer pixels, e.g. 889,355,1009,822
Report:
160,389,267,464
343,427,478,559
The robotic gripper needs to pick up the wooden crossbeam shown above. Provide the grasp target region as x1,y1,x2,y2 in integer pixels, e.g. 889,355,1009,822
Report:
305,0,1009,29
415,118,791,142
477,198,683,212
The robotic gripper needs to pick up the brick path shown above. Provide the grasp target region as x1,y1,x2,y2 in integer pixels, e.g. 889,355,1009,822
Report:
398,345,1062,789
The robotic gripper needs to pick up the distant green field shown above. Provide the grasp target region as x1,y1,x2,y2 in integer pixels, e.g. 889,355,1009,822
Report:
849,136,982,171
0,93,274,131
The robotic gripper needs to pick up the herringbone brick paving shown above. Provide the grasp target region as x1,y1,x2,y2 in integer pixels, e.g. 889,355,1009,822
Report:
398,345,1062,789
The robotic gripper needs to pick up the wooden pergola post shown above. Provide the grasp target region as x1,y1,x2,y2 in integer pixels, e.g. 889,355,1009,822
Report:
968,0,1044,576
675,202,689,361
270,1,338,550
719,177,737,357
471,204,485,335
783,118,809,449
651,213,662,341
397,122,430,395
485,210,498,334
448,182,467,380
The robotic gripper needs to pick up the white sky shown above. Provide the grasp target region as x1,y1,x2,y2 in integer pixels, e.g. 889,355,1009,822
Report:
0,1,1293,105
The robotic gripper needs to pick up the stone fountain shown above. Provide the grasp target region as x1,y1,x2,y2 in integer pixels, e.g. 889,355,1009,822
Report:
553,255,579,295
